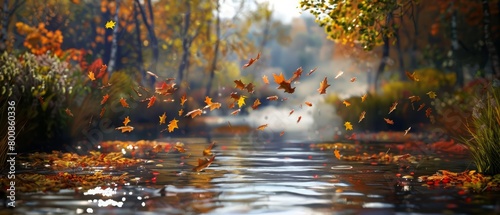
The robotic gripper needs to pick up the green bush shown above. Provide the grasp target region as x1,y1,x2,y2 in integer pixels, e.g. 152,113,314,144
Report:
461,85,500,175
0,51,87,154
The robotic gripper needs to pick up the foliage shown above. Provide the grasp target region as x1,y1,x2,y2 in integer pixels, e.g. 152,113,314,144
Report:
299,0,417,50
15,22,64,56
0,52,87,151
461,85,500,175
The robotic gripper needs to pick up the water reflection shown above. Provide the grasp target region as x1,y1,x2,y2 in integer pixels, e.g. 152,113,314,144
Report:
9,137,500,214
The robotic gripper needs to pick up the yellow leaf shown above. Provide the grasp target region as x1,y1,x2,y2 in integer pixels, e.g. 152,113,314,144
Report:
237,96,246,108
105,20,116,29
88,71,96,81
344,121,353,130
343,100,351,107
168,118,179,132
159,112,167,125
123,116,130,126
427,91,437,99
334,149,341,160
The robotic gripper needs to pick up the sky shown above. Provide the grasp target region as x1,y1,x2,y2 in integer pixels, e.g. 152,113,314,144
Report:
220,0,304,23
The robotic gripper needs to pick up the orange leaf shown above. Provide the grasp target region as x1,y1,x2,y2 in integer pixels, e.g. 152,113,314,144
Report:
159,112,167,125
408,96,421,103
99,107,106,118
65,108,74,117
252,99,261,110
297,116,302,123
203,141,216,156
406,71,419,82
234,80,246,90
262,75,269,84
361,94,367,102
185,109,203,118
384,118,394,125
192,156,216,172
123,116,131,126
280,131,285,136
288,67,303,82
147,95,156,108
204,102,222,111
116,125,134,133
343,100,351,107
317,77,330,94
120,97,129,108
231,109,241,115
334,149,341,160
178,109,184,116
304,101,312,107
267,95,279,101
180,94,187,106
167,118,179,132
289,109,294,116
88,71,96,81
272,73,286,85
425,108,432,118
204,96,213,105
307,67,317,76
417,103,426,111
389,102,398,114
101,94,109,105
257,124,268,130
350,77,357,82
246,83,254,93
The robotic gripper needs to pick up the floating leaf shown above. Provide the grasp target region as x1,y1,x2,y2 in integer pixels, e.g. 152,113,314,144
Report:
361,94,367,102
180,94,187,106
297,116,302,123
425,108,432,118
178,109,184,116
203,142,216,156
231,109,241,115
350,77,356,82
417,103,426,111
404,127,411,136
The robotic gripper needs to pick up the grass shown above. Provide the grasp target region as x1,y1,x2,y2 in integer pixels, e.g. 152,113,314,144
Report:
462,86,500,175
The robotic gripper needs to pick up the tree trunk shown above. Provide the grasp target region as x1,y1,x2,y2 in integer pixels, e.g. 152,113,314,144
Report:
395,29,405,80
146,0,159,76
482,0,500,79
205,0,220,98
107,0,120,74
450,2,464,87
177,1,191,84
0,0,9,52
374,13,392,92
133,1,146,81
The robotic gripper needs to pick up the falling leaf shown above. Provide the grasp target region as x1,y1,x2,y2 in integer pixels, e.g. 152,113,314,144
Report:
234,80,246,90
116,125,134,133
297,116,302,123
257,124,268,130
335,71,344,79
343,100,351,107
350,77,357,82
155,82,177,95
99,107,106,118
243,53,260,68
132,87,142,97
280,131,285,136
237,96,246,108
120,97,129,108
317,77,331,94
307,67,317,76
146,71,159,79
231,109,241,115
203,142,216,156
334,149,341,160
230,92,240,100
384,118,394,125
168,118,179,132
425,108,432,118
289,109,294,116
147,95,156,108
262,75,269,84
205,96,213,105
159,112,167,125
273,73,286,84
289,67,303,82
180,94,187,106
273,72,295,93
105,20,116,29
427,91,437,99
389,102,398,114
406,71,419,82
88,71,96,81
344,121,353,130
359,111,366,123
246,83,255,93
192,156,216,172
361,94,367,102
205,102,222,111
178,109,184,116
65,108,74,117
305,101,313,107
404,127,411,136
123,116,131,126
101,94,109,105
185,109,203,118
417,103,426,111
252,99,261,110
347,133,356,140
408,95,421,103
267,95,279,101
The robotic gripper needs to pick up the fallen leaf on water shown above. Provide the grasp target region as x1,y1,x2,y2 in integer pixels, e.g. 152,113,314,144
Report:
180,94,187,106
100,107,106,118
289,109,294,116
425,108,432,118
237,96,246,108
178,109,184,116
406,71,419,82
146,71,159,79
